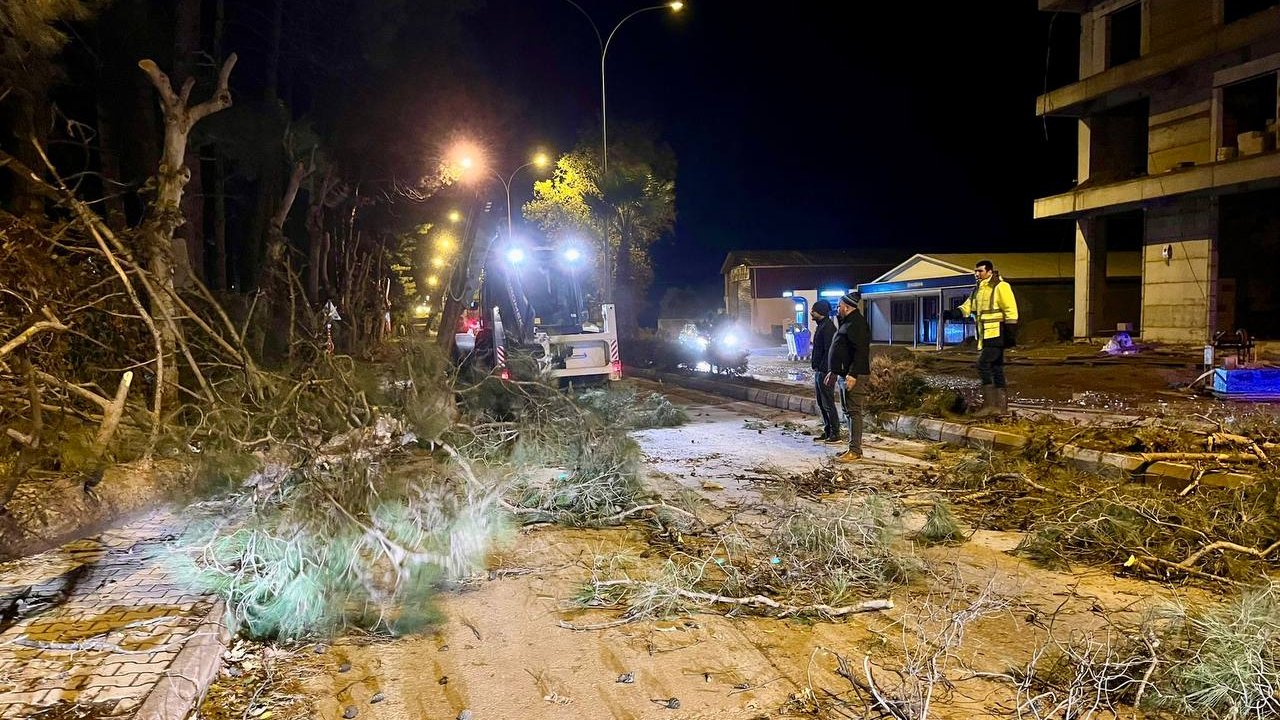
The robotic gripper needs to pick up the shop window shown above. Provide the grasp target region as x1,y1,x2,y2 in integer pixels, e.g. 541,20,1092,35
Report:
890,300,916,324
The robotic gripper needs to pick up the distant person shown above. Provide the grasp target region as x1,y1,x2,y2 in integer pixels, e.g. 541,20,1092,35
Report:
825,292,870,463
944,259,1019,417
809,300,840,444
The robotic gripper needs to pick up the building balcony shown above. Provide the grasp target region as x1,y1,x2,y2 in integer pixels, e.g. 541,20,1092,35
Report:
1033,151,1280,218
1036,6,1280,117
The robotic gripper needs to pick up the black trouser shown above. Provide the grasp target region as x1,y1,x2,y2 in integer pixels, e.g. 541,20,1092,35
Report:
977,340,1006,388
839,375,869,452
814,373,839,438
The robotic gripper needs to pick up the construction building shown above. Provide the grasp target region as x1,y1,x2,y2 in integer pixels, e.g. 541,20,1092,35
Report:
1035,0,1280,344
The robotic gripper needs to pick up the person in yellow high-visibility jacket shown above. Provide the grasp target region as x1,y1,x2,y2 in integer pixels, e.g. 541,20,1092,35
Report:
945,259,1019,417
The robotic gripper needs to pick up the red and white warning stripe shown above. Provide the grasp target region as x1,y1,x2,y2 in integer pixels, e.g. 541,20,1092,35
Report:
609,339,621,381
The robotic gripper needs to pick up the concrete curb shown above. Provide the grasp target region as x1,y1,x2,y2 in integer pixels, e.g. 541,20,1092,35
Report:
626,366,1254,489
132,600,230,720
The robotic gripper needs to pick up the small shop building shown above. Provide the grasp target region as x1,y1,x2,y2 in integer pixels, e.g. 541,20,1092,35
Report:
857,252,1141,347
722,250,896,339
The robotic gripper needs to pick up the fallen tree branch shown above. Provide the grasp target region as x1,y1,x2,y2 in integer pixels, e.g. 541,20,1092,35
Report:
988,472,1070,498
0,307,69,361
588,579,893,619
1140,451,1259,463
91,371,133,459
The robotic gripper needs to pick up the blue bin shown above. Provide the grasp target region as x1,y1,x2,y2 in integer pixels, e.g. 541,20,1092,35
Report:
786,325,811,361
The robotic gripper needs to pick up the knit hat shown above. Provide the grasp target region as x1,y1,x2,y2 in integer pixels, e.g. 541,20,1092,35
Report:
840,291,860,307
812,300,832,316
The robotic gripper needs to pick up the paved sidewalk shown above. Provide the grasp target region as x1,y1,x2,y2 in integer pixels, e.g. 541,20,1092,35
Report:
0,511,222,719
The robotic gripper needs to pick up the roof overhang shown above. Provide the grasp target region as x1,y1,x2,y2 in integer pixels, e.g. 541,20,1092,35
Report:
858,275,971,297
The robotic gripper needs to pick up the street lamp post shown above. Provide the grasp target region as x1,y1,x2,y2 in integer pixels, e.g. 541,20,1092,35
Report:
487,153,550,242
560,1,683,175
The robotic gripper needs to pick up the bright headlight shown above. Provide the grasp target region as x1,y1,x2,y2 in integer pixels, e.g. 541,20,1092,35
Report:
722,334,739,348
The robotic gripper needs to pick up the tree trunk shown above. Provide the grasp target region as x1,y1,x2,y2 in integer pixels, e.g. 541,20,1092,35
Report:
306,169,339,304
95,88,127,228
137,54,238,408
207,0,229,290
613,217,639,338
12,99,52,217
436,195,484,355
210,155,228,290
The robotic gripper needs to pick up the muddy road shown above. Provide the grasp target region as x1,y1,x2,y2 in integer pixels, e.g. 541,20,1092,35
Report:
211,382,1204,720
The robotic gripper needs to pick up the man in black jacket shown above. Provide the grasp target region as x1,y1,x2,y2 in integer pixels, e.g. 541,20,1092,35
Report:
825,292,871,462
809,300,840,443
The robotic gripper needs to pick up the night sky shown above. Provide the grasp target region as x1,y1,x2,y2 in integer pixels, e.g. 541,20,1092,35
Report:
465,0,1082,299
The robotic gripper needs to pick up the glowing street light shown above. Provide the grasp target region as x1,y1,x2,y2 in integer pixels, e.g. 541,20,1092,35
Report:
506,247,526,265
427,274,439,287
447,210,462,223
560,1,685,174
431,256,445,268
482,153,554,242
563,247,582,263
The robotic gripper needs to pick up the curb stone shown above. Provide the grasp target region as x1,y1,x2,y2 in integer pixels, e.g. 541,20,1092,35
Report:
132,600,230,720
625,366,1252,488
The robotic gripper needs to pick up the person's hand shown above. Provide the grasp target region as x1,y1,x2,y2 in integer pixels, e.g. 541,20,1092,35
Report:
845,375,857,391
824,372,836,388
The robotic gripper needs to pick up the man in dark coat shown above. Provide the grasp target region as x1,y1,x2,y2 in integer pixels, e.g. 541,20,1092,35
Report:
809,300,840,443
825,292,871,462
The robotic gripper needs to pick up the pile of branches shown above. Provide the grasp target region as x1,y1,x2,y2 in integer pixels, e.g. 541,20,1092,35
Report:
938,448,1280,583
574,385,688,430
170,450,502,640
448,368,691,528
568,496,916,625
865,354,965,418
0,151,436,511
1008,581,1280,719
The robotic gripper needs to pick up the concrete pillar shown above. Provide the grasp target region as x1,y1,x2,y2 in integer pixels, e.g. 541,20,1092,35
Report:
1074,217,1106,339
936,289,944,350
1142,197,1218,344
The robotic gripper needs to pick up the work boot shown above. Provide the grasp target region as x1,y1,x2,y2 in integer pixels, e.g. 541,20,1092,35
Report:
834,449,862,464
970,384,997,418
991,387,1009,417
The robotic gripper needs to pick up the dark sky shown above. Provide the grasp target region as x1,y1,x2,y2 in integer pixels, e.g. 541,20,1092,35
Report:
465,0,1080,295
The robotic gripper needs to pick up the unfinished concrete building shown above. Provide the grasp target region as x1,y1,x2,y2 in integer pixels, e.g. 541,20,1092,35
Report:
1036,0,1280,344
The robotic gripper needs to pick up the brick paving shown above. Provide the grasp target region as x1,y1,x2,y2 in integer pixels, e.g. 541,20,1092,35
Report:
0,511,219,719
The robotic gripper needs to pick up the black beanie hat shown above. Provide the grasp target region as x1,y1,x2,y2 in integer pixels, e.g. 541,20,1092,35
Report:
812,300,832,316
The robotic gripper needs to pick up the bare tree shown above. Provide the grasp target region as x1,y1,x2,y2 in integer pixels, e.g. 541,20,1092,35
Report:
137,53,237,407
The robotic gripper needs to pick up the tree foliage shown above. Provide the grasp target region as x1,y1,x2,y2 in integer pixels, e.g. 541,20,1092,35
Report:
524,132,675,333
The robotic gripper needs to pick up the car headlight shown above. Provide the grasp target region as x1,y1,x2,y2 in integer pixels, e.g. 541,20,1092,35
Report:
722,334,739,348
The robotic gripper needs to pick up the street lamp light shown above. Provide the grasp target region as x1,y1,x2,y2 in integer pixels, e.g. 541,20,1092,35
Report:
560,1,685,175
486,153,552,243
506,247,526,265
447,210,462,223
